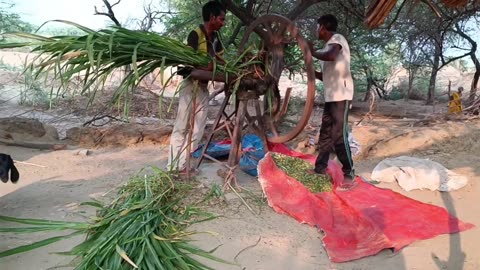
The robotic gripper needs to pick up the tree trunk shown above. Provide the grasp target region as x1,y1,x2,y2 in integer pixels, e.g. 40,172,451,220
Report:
363,76,374,102
361,63,373,102
226,23,243,47
426,53,440,105
471,71,480,100
406,76,412,101
405,67,415,101
448,80,451,99
454,23,479,104
469,56,480,103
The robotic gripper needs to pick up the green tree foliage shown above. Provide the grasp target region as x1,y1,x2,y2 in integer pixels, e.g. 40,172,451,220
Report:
160,1,204,40
0,2,33,37
386,2,480,103
37,26,85,36
124,0,480,104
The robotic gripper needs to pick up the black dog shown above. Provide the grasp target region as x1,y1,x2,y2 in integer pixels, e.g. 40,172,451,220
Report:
0,154,19,183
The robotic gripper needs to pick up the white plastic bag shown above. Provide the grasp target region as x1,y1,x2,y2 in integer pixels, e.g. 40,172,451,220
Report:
371,156,468,192
348,132,361,157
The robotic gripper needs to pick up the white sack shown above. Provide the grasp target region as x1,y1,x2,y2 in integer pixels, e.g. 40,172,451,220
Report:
371,156,468,192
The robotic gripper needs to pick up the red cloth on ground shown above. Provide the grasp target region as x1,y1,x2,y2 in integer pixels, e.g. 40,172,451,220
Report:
258,144,475,262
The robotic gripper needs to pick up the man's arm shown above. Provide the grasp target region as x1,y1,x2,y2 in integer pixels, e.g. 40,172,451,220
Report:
309,43,342,62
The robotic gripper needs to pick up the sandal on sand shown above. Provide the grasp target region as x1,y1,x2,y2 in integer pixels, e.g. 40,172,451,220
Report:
307,168,327,175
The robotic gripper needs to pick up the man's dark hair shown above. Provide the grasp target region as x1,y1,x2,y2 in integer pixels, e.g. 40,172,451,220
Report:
317,14,338,32
202,1,226,22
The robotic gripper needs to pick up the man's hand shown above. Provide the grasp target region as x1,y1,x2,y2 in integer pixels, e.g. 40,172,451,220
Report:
307,41,315,53
311,44,341,62
215,55,226,65
198,61,214,71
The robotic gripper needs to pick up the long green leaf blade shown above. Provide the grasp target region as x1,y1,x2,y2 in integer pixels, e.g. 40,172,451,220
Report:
0,215,85,226
115,244,139,269
0,232,82,258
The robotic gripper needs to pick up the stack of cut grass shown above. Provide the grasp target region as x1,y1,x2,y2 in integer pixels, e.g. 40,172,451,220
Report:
271,153,333,193
0,168,229,269
0,20,261,109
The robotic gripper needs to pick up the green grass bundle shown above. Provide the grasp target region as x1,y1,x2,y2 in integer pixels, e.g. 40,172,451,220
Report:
0,20,252,107
0,168,229,269
271,153,333,193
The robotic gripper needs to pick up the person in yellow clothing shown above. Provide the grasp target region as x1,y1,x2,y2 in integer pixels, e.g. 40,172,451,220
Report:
448,86,464,114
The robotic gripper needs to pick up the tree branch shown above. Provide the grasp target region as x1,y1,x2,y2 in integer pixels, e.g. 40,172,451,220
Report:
227,23,243,46
421,0,441,18
439,52,470,69
219,0,269,42
246,0,256,13
138,1,164,31
266,0,273,14
110,0,121,8
453,23,477,53
220,0,254,26
337,0,366,22
287,0,327,20
386,0,408,29
94,0,122,27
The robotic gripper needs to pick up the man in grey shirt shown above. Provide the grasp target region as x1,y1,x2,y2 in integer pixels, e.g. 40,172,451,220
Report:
308,14,356,191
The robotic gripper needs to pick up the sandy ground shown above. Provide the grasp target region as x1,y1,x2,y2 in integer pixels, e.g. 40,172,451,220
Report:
1,120,479,270
1,53,479,270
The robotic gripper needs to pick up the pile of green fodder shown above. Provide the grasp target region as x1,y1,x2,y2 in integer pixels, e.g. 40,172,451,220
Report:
0,169,229,269
271,153,333,193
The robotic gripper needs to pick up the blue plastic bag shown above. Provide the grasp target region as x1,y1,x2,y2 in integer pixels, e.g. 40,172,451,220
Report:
239,134,265,176
191,139,231,159
192,134,266,176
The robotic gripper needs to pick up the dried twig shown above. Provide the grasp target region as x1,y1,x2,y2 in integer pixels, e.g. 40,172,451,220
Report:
361,130,417,158
82,114,127,127
234,236,261,263
227,182,257,216
463,94,480,112
13,160,47,168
